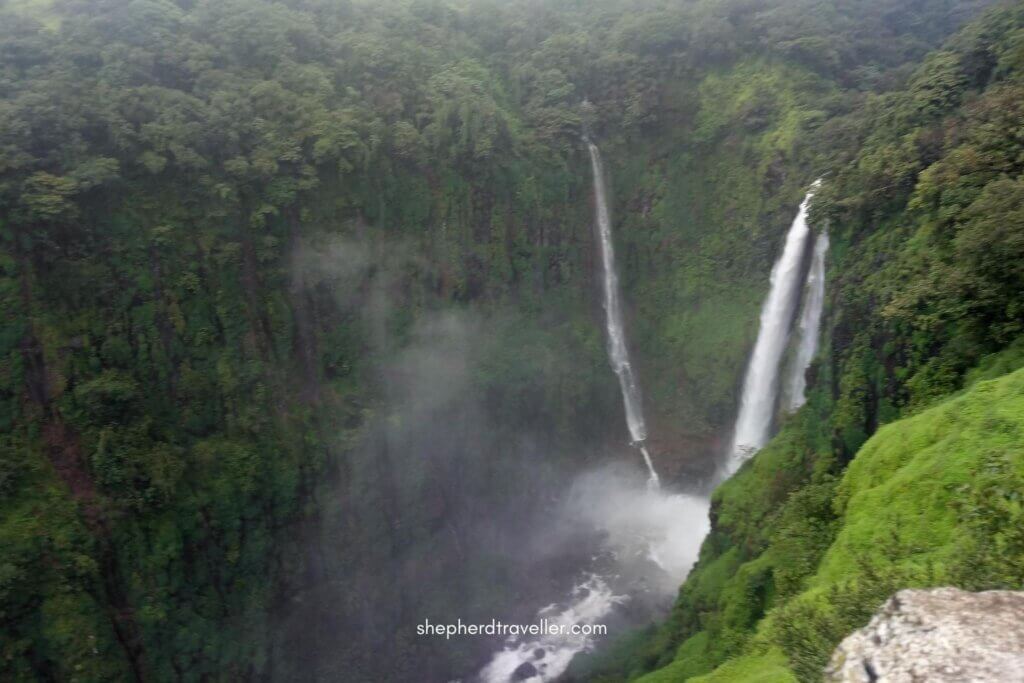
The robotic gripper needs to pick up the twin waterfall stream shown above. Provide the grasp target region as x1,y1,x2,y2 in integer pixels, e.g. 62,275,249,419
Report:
727,180,828,476
478,144,827,683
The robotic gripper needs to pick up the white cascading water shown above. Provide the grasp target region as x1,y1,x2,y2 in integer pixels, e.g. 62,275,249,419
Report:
726,181,820,475
586,140,660,489
478,471,709,683
783,230,830,412
478,575,625,683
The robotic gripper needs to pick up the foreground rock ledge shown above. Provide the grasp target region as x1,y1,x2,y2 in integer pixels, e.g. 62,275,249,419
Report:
826,587,1024,682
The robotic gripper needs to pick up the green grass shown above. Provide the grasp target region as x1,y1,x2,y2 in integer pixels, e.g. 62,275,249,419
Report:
636,647,795,683
687,650,796,683
815,367,1024,586
635,365,1024,681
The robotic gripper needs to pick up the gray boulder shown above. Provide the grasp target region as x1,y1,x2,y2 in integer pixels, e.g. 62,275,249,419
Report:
826,587,1024,682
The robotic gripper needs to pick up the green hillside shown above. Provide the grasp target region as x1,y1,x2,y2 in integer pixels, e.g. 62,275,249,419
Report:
625,363,1024,682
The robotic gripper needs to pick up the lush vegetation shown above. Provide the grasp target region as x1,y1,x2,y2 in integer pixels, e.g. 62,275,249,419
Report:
608,360,1024,683
582,5,1024,680
1,0,1019,680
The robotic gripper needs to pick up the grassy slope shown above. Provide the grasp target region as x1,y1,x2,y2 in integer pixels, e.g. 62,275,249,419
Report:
636,363,1024,682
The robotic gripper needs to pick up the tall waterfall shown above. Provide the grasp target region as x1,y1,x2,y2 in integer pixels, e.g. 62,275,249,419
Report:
726,181,820,475
784,230,830,412
586,141,660,488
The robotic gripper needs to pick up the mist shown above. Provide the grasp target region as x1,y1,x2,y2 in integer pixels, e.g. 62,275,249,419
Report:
275,224,718,682
480,464,710,682
562,466,710,596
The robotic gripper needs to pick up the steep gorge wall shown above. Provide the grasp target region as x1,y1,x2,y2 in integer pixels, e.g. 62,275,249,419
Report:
583,6,1024,681
0,6,613,680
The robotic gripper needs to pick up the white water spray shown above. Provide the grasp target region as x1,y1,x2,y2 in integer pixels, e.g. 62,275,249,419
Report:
478,575,625,683
784,230,829,412
586,141,659,488
478,471,709,683
726,181,820,474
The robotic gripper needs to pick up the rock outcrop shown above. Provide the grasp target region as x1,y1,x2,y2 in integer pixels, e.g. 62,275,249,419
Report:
826,587,1024,682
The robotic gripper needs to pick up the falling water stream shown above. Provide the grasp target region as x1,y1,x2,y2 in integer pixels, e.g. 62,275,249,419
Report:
784,230,830,412
726,180,822,475
586,140,660,489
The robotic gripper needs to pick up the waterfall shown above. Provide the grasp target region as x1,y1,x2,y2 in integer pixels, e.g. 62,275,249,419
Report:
726,181,820,475
784,230,829,412
586,140,660,488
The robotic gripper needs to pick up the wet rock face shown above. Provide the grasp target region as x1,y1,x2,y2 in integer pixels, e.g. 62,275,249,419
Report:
826,587,1024,682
